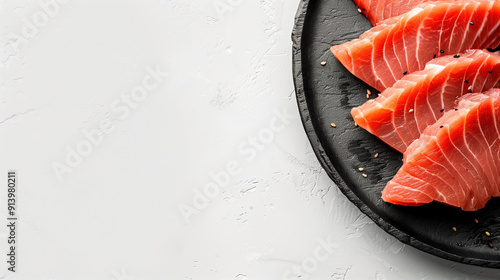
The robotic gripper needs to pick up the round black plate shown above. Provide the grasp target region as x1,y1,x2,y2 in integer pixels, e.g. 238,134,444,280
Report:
292,0,500,268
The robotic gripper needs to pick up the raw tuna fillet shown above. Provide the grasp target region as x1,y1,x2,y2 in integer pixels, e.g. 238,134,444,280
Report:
352,49,500,153
382,88,500,211
354,0,434,25
331,0,500,92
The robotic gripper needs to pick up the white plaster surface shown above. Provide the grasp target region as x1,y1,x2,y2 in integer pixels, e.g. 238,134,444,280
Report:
0,0,499,279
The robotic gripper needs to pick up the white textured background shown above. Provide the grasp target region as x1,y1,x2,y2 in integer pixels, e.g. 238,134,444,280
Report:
1,0,499,279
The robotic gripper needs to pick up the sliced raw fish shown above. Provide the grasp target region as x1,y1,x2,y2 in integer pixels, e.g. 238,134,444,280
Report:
353,0,434,25
331,0,500,92
351,49,500,153
382,88,500,211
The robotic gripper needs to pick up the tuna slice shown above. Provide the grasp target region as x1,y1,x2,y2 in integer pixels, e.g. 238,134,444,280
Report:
353,0,434,26
331,0,500,92
351,49,500,153
382,88,500,211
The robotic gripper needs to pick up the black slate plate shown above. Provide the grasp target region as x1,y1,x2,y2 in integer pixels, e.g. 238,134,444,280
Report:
292,0,500,268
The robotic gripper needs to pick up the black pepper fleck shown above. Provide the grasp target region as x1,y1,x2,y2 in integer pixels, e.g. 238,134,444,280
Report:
440,50,445,53
440,109,444,113
433,54,437,59
470,21,474,25
440,125,444,128
403,71,407,75
454,54,460,58
455,108,458,111
489,70,493,74
465,80,469,83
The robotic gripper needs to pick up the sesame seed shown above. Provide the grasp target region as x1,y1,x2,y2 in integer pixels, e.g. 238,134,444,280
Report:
374,153,379,158
358,167,364,172
470,21,474,25
433,54,437,58
331,123,337,128
361,173,367,178
409,109,414,113
454,54,460,58
440,125,444,128
355,123,358,127
321,61,327,66
440,109,444,113
366,93,370,99
358,8,362,13
465,80,469,83
474,218,479,224
486,231,491,236
468,85,472,91
489,242,493,248
452,227,457,232
489,70,493,74
367,89,371,95
440,50,445,53
403,71,408,75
